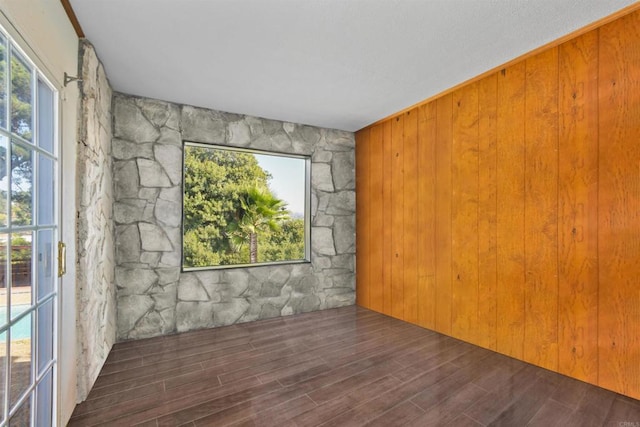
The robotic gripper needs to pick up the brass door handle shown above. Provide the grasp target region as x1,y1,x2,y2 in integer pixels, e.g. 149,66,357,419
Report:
58,241,66,277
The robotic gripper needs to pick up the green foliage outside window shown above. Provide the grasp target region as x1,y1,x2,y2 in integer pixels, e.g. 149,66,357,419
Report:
0,40,35,227
183,145,306,268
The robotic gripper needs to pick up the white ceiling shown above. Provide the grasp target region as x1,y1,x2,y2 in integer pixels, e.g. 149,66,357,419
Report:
70,0,637,132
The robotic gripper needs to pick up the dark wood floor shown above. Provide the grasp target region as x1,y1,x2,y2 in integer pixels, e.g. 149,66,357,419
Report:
69,306,640,426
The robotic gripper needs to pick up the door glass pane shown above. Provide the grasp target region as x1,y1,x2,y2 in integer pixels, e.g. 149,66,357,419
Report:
0,33,7,130
37,79,54,154
0,233,6,329
36,369,52,427
0,332,6,424
10,141,32,226
1,30,57,426
0,134,7,227
8,392,30,426
9,311,32,408
36,229,53,300
36,300,52,374
37,155,54,225
10,48,32,142
10,231,32,311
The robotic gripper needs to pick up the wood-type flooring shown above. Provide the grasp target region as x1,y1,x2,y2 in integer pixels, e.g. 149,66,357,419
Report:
69,306,640,426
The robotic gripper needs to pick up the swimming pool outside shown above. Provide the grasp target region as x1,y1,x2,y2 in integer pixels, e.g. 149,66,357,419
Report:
0,304,32,341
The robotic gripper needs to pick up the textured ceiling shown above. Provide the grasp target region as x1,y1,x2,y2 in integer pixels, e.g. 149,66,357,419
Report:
69,0,637,131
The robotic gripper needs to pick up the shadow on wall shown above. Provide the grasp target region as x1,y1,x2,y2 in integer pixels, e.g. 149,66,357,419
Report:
112,94,356,341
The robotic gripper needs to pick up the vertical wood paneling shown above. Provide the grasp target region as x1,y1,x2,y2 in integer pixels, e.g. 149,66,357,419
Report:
524,48,560,371
558,31,599,383
368,124,385,312
495,63,526,360
417,102,437,330
597,11,640,399
451,84,479,343
355,128,370,308
403,109,419,324
382,121,393,316
477,74,498,351
355,8,640,400
391,115,405,320
434,94,453,334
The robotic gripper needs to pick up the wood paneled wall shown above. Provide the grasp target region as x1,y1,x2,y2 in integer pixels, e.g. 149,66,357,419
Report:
355,9,640,399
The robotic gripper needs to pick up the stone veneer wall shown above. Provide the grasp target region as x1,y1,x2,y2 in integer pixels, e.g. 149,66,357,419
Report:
75,40,116,400
113,93,355,340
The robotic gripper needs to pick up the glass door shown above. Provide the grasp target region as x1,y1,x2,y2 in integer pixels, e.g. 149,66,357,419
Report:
0,27,58,427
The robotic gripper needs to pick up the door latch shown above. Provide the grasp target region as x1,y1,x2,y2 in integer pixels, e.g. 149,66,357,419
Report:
58,241,66,277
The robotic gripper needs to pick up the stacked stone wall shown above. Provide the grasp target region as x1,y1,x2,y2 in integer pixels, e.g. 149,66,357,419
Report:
76,40,116,400
112,93,356,340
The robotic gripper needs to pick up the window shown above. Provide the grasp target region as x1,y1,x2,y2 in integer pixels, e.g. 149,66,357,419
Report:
0,27,58,426
182,142,310,270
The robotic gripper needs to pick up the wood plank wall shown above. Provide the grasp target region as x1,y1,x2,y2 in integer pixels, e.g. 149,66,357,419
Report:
354,9,640,400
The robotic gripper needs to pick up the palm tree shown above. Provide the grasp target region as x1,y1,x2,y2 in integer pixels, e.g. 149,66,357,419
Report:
226,185,290,263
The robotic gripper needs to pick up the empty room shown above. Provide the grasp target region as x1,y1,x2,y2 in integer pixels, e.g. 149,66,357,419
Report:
0,0,638,425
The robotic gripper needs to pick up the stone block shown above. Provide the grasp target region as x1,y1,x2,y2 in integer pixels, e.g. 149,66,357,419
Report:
245,116,264,135
159,186,182,201
114,199,146,224
117,294,154,337
316,191,330,213
138,188,160,201
227,120,251,147
312,163,334,192
157,127,182,146
332,151,355,190
114,97,160,142
127,311,165,340
325,129,355,151
312,213,334,227
213,300,251,326
116,224,140,264
292,274,319,294
156,267,180,285
260,282,284,298
312,149,332,163
155,198,181,227
194,270,222,286
222,270,249,296
259,303,281,320
114,161,140,200
113,139,153,160
285,295,321,315
262,119,282,135
154,144,182,185
136,98,173,128
137,159,172,188
139,222,173,251
151,283,177,311
160,250,182,267
327,293,355,307
296,125,322,146
176,301,215,332
312,256,332,270
115,267,158,295
181,105,225,143
326,191,355,216
331,254,355,270
140,251,161,267
270,130,293,152
333,216,355,254
312,227,336,256
178,275,209,302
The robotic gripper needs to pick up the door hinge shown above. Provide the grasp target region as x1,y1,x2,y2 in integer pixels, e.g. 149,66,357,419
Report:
58,241,66,277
